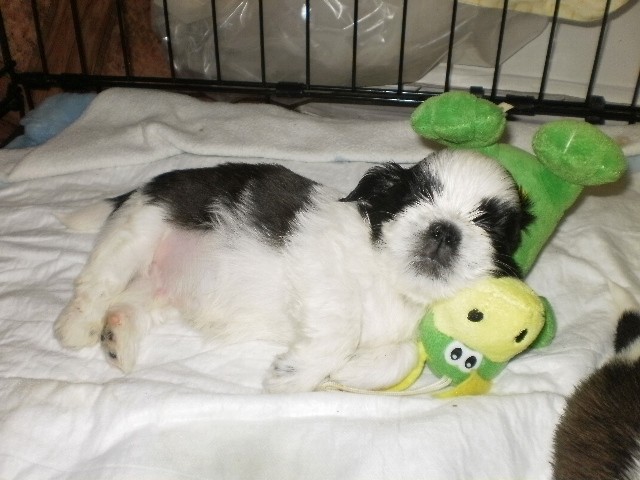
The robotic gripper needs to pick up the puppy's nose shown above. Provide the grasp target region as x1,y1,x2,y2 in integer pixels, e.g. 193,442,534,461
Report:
423,221,461,263
427,221,461,250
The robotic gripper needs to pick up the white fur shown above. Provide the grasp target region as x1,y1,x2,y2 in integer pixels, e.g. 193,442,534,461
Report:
55,153,519,393
624,450,640,480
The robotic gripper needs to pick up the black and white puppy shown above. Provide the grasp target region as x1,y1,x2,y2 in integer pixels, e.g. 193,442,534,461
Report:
553,309,640,480
54,150,530,393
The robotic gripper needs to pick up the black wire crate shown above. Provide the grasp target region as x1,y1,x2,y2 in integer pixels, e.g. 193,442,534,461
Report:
0,0,639,124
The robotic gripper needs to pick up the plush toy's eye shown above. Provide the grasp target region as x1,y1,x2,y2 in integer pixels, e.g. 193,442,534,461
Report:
467,309,484,322
465,356,477,369
444,341,483,372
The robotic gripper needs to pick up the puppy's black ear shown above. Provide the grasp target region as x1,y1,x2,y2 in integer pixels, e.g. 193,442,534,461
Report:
341,162,414,241
341,162,408,206
518,188,535,231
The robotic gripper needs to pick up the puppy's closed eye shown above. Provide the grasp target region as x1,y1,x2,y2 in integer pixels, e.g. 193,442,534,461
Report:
474,196,531,259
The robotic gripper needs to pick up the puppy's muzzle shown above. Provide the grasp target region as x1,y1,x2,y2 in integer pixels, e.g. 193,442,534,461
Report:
412,221,461,277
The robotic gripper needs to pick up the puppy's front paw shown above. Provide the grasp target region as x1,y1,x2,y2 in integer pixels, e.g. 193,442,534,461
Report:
54,296,105,348
100,307,139,373
263,355,325,393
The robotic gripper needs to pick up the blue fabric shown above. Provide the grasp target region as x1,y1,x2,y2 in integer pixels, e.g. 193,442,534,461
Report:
5,93,96,149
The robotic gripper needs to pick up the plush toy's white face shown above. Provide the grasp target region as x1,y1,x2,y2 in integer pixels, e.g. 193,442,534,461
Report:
343,150,531,305
431,277,546,363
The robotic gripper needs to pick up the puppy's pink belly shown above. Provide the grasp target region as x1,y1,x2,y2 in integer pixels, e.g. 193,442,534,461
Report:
148,230,209,304
145,229,292,341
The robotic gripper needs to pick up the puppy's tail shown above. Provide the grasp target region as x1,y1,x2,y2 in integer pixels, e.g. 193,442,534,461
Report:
56,192,133,233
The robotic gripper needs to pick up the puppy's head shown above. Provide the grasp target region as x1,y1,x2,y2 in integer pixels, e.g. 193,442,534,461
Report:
342,150,532,304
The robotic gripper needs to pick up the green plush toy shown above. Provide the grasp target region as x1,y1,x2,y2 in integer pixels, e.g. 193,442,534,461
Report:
384,92,626,397
387,276,556,397
410,91,627,274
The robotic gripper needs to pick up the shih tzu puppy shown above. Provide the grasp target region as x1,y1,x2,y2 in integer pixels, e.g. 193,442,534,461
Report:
54,150,531,393
553,308,640,480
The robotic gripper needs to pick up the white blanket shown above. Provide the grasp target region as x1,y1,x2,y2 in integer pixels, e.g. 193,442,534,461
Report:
1,89,639,480
4,88,640,181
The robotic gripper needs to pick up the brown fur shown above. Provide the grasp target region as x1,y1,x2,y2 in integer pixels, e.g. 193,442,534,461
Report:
553,358,640,479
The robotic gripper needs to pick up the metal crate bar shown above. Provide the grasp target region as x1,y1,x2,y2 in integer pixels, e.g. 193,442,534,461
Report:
351,0,359,89
586,0,613,102
258,0,266,85
161,0,176,78
30,0,49,74
10,71,638,122
305,0,311,88
396,0,410,93
115,0,132,78
0,6,22,119
490,0,510,101
210,0,222,81
538,0,562,102
69,0,89,75
631,68,640,124
444,0,460,93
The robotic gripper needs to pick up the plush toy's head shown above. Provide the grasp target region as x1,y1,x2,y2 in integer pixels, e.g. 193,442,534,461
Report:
418,276,556,397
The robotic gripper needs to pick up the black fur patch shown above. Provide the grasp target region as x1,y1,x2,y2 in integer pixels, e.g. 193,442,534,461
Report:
473,196,532,277
109,191,134,211
615,310,640,353
340,161,443,241
141,163,318,245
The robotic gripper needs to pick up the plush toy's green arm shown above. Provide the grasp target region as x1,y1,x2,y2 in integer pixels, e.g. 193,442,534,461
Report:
533,121,626,186
411,92,506,148
477,143,582,273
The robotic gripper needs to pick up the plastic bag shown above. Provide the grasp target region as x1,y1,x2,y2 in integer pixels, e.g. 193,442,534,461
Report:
152,0,548,86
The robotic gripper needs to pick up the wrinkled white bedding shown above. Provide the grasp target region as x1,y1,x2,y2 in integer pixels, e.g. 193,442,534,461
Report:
1,89,639,480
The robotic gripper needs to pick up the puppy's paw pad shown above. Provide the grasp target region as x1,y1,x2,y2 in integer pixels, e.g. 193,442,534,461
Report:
100,308,138,372
106,310,127,327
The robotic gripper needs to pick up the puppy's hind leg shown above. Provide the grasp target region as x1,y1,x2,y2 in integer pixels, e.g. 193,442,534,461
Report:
264,301,362,393
54,194,168,349
265,334,360,393
100,277,165,372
